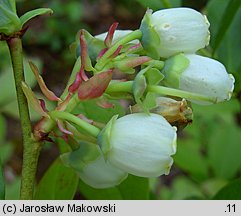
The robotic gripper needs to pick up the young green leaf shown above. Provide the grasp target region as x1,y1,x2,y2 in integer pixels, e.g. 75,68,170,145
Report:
0,0,21,35
20,8,53,27
8,0,16,13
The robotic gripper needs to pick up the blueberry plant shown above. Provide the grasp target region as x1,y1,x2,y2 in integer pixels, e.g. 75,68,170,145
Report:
0,1,236,200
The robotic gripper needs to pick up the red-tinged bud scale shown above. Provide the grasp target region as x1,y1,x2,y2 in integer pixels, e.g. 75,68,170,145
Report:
57,120,73,135
104,22,119,47
96,98,115,108
80,30,95,73
110,45,123,59
97,47,109,60
77,114,94,124
21,81,48,117
29,61,61,102
78,70,113,100
68,71,82,94
39,99,48,112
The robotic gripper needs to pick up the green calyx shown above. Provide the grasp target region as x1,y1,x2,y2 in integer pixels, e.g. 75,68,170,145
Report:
97,115,118,158
139,9,161,60
162,53,190,88
61,141,100,173
132,65,164,111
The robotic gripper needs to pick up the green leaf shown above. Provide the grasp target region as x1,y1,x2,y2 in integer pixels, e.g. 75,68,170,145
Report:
208,122,241,179
135,0,181,10
5,177,20,200
34,158,79,200
79,174,149,200
0,160,5,200
211,0,241,53
8,0,16,13
174,138,209,181
0,143,14,164
117,175,149,200
160,176,204,200
20,8,53,26
75,99,125,123
79,180,122,200
201,179,227,198
207,0,241,91
213,178,241,199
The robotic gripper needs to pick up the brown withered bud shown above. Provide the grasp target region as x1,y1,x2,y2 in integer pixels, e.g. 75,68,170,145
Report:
131,97,193,129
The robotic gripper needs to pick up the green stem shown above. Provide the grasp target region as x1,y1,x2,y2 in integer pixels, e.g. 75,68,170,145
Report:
7,37,42,200
95,30,142,71
148,85,216,103
49,111,100,138
105,81,133,93
105,81,216,103
64,93,79,112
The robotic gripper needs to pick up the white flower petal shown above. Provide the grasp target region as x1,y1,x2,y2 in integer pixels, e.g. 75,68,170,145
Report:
179,54,235,104
79,150,128,188
105,113,177,177
151,8,210,58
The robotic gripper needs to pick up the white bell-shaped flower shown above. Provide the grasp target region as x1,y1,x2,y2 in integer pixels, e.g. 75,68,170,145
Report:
162,54,235,105
61,142,128,189
140,8,210,58
98,113,177,177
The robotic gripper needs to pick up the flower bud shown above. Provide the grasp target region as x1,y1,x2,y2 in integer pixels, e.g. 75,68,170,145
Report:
162,54,235,105
140,8,210,58
61,142,128,189
98,113,177,177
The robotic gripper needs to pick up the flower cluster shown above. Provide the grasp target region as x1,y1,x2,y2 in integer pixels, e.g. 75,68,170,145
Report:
21,7,234,188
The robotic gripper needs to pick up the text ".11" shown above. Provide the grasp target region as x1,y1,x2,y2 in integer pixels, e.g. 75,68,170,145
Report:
226,204,235,213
